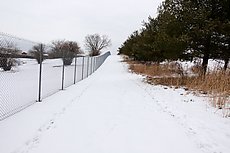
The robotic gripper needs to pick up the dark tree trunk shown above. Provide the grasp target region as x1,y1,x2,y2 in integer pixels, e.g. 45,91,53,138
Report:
202,36,211,76
202,53,209,75
224,58,229,71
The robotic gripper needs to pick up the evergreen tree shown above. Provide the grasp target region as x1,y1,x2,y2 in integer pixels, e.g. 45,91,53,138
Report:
119,0,230,73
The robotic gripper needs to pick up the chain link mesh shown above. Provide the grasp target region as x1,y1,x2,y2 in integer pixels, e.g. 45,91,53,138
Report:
0,32,111,120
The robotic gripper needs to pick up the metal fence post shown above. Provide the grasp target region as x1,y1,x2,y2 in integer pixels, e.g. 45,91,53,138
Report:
87,56,89,77
92,57,95,72
61,50,65,90
74,56,77,84
91,56,93,74
95,56,97,71
82,56,84,80
38,44,43,102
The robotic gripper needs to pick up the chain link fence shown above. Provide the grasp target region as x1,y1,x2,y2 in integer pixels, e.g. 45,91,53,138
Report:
0,32,111,121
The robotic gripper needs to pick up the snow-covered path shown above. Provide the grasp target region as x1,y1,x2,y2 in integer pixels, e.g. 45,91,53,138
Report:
0,55,229,153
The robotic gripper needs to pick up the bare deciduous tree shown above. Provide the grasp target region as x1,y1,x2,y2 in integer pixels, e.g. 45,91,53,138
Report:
0,38,19,71
84,34,111,56
29,44,45,64
50,40,82,65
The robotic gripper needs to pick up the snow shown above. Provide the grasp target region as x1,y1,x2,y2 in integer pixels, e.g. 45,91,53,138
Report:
0,57,94,120
180,58,229,72
160,59,230,77
0,55,229,153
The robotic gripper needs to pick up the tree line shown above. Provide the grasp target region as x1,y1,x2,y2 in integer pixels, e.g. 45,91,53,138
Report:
30,34,111,65
0,33,111,71
118,0,230,74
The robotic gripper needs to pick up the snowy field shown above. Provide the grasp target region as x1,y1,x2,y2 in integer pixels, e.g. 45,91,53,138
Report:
0,55,229,153
0,56,99,120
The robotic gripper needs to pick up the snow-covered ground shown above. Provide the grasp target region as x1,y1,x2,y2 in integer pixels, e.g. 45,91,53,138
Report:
161,58,230,77
0,55,229,153
0,56,97,120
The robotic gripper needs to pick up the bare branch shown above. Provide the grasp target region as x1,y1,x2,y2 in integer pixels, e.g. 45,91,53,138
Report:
84,34,111,56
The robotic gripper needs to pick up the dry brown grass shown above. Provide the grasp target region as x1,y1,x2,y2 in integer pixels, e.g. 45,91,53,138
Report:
128,61,183,77
127,58,230,114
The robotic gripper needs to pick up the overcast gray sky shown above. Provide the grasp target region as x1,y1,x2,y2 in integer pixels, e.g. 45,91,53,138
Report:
0,0,163,54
